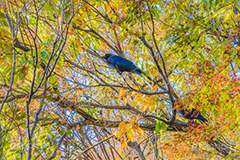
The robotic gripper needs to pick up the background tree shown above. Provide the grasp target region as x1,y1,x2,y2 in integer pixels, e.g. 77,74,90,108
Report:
0,0,239,159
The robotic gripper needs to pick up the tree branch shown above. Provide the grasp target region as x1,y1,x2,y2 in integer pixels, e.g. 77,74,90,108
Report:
47,133,67,160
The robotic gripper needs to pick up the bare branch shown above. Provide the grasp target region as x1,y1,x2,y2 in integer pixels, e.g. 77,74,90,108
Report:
74,135,114,160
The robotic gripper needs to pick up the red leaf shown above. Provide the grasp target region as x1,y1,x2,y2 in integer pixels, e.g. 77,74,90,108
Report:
233,72,237,78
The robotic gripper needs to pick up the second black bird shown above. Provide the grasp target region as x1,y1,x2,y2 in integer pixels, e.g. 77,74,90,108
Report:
176,104,208,123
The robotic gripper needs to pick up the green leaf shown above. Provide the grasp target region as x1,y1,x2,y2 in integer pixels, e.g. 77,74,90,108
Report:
194,50,205,61
36,71,41,84
155,120,161,133
59,129,65,135
29,59,34,65
19,60,27,65
41,50,48,58
155,120,167,134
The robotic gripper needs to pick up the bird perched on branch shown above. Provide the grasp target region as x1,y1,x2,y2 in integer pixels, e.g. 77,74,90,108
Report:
102,54,143,75
176,104,208,123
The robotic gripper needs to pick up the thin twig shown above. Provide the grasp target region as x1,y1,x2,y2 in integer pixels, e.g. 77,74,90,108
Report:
47,133,67,160
74,135,114,160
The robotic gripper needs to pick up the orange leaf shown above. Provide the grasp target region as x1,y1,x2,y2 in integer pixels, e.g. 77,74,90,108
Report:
68,24,74,35
130,117,136,125
151,85,158,92
120,136,127,148
118,89,127,101
142,103,149,112
58,15,62,24
136,127,144,136
118,121,126,133
76,38,82,52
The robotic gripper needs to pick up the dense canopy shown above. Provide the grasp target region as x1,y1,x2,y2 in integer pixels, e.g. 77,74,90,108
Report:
0,0,239,159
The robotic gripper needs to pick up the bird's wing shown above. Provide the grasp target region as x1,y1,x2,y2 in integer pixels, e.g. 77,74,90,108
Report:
108,55,137,71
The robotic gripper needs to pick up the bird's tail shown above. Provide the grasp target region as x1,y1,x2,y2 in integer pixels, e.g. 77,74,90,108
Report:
134,68,143,75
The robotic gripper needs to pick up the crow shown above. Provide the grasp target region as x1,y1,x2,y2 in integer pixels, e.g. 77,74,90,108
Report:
102,54,143,75
176,104,208,123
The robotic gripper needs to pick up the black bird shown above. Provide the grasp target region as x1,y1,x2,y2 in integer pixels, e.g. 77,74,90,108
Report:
176,104,208,123
102,54,143,75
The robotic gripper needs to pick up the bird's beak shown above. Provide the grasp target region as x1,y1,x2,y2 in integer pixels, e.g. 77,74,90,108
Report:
101,55,106,59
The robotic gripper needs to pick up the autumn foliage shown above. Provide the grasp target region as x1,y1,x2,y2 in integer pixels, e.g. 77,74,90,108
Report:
0,0,239,159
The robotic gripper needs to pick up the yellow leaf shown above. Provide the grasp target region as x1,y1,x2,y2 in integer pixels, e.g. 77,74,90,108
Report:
113,130,121,139
51,113,58,119
149,104,155,113
130,117,136,125
125,123,132,131
123,96,128,104
127,129,135,141
118,121,126,133
137,95,144,106
236,46,240,52
133,93,140,102
100,43,107,50
73,0,81,3
142,96,153,112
